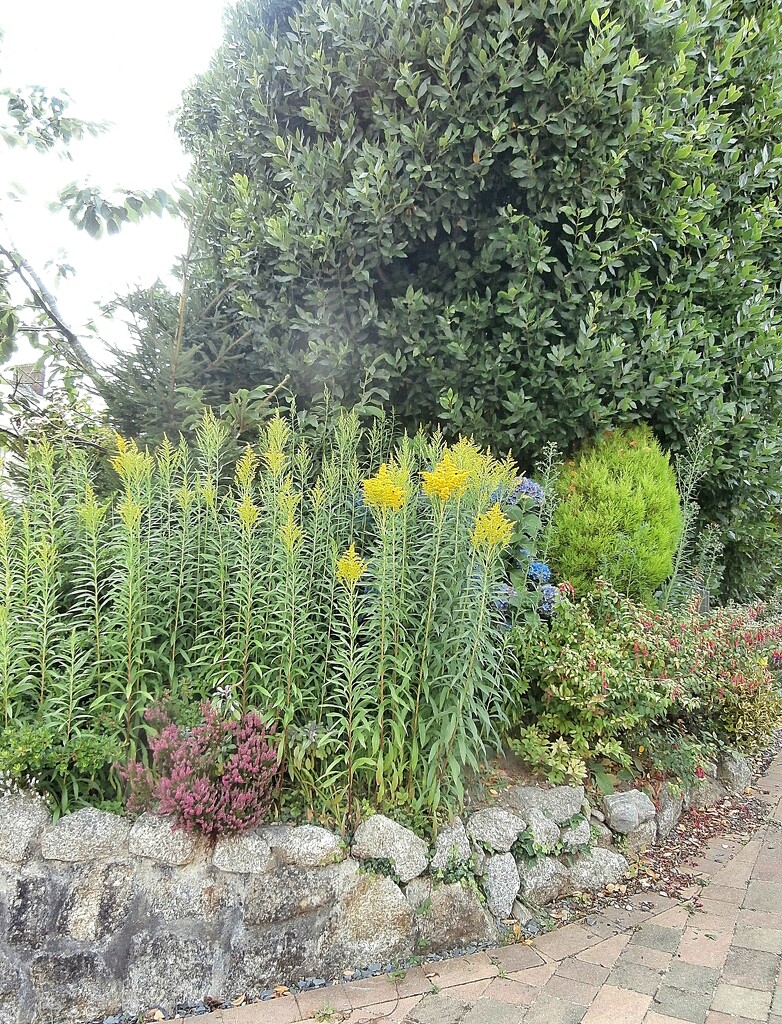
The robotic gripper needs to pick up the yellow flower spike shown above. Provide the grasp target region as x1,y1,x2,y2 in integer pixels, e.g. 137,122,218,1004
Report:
199,476,217,509
235,446,259,491
362,462,411,512
421,451,470,502
279,512,304,554
471,503,514,552
336,543,367,587
265,448,286,475
310,478,326,510
77,484,107,532
264,413,290,455
236,494,260,531
176,481,195,513
118,496,143,530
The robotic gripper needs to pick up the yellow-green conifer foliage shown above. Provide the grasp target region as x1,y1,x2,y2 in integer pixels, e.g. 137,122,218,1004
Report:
548,427,683,601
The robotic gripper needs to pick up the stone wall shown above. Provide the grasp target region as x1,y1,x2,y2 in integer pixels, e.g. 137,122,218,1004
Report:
0,752,750,1024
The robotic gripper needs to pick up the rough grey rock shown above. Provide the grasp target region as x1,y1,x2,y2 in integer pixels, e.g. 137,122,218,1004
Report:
559,817,591,852
351,814,428,882
122,933,213,1013
430,817,472,873
266,824,345,868
602,790,656,835
136,862,230,923
716,751,752,794
656,784,683,841
467,808,526,853
482,853,520,918
568,848,628,892
502,784,585,825
212,831,274,874
225,923,319,998
624,820,658,855
58,862,136,941
244,862,355,925
592,822,614,849
685,776,728,810
128,813,197,866
321,871,416,969
8,874,53,947
30,951,122,1022
405,878,498,950
526,808,560,854
590,808,605,823
0,951,21,1024
516,856,569,906
0,792,50,863
41,807,130,862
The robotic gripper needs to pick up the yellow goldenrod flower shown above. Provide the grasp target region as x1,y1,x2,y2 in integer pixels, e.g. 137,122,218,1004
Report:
236,494,260,531
421,452,469,502
235,446,259,491
279,513,304,554
77,484,107,533
336,543,367,587
199,476,217,509
118,496,143,530
112,434,152,485
264,448,286,475
362,462,410,511
310,478,326,510
471,503,514,551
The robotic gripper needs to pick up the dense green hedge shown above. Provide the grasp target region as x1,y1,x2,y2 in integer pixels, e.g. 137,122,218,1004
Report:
108,0,782,595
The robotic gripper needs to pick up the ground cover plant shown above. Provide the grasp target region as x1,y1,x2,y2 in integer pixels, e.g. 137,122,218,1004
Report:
0,408,542,823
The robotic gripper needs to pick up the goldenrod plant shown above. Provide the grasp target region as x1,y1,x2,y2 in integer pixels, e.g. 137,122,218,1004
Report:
0,410,527,823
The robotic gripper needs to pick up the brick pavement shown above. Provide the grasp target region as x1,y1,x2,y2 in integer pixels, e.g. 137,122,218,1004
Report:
192,754,782,1024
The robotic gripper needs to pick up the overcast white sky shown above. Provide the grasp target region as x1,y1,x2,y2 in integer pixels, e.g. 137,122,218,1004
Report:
1,0,230,367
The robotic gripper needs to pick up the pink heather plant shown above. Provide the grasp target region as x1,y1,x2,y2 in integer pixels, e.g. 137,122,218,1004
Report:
121,702,279,840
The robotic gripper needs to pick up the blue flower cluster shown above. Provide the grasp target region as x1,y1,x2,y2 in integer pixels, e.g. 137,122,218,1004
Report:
540,583,558,616
492,583,518,613
493,477,545,508
528,560,552,584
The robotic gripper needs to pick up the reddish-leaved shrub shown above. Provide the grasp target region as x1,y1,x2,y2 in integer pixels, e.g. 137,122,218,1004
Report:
121,702,279,840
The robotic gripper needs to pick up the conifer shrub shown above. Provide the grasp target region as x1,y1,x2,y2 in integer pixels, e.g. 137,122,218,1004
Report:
548,427,683,601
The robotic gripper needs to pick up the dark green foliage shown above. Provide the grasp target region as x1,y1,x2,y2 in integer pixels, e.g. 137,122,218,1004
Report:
548,426,683,599
105,0,782,595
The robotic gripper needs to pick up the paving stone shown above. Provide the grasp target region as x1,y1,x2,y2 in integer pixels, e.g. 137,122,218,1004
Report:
710,984,772,1021
665,961,719,992
533,924,596,961
576,933,630,968
555,959,610,987
480,977,536,1006
460,997,526,1024
704,1013,768,1024
676,926,734,968
295,984,353,1017
700,885,745,905
620,946,673,971
407,992,469,1024
721,947,779,990
733,923,782,953
507,963,557,989
490,944,544,973
774,987,782,1015
607,959,664,996
743,880,782,912
645,1015,696,1024
581,984,651,1023
629,924,682,954
524,993,586,1024
652,984,715,1024
542,974,599,1006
